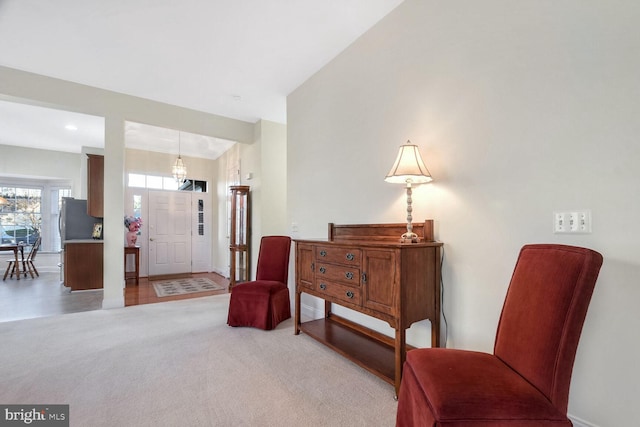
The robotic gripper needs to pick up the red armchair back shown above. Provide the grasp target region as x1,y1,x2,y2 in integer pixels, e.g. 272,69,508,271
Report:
396,244,603,426
494,244,603,414
255,235,291,283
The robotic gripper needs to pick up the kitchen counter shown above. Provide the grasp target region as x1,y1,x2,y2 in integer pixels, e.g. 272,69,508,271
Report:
64,239,103,244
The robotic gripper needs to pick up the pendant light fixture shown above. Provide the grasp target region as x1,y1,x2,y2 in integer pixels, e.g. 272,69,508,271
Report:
172,132,187,184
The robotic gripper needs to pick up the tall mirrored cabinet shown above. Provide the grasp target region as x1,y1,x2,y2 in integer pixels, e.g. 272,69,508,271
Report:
229,185,250,289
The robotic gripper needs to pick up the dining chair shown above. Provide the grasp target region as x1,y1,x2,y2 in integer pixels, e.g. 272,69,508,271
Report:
4,237,41,279
23,236,41,278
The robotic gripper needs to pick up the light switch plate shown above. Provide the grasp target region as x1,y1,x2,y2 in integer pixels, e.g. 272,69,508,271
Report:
553,210,591,234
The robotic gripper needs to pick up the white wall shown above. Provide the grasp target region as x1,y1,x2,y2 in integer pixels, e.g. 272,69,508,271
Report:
213,119,288,280
0,65,255,309
287,1,640,425
0,144,81,193
257,120,288,236
124,148,218,277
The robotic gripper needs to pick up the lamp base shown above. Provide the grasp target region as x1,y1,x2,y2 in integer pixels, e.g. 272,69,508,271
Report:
400,232,420,243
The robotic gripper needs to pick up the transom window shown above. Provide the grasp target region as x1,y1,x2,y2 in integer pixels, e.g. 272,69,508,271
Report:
127,174,207,192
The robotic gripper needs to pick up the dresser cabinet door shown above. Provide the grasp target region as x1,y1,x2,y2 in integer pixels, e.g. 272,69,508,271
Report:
296,243,315,290
362,249,397,316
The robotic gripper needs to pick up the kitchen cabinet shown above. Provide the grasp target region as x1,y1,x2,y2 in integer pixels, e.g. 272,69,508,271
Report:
87,154,104,217
64,241,103,291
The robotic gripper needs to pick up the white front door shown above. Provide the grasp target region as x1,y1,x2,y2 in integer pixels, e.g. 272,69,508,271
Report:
148,191,192,276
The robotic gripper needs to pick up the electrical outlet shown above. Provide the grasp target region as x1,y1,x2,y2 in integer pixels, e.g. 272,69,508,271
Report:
553,210,591,234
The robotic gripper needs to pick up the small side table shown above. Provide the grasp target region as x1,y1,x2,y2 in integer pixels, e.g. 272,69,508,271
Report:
124,246,140,285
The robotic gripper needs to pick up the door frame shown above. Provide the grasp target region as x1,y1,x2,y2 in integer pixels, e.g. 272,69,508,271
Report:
124,188,212,278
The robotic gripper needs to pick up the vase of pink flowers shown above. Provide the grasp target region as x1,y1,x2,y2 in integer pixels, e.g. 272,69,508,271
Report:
124,216,143,247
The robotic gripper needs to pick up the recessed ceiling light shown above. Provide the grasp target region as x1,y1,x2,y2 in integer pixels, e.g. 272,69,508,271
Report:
65,124,78,131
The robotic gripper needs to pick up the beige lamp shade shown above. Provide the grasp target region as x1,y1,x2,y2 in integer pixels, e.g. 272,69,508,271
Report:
385,141,432,185
385,140,433,243
0,196,7,205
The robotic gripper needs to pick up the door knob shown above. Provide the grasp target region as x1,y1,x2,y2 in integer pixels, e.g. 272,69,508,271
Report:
149,238,155,241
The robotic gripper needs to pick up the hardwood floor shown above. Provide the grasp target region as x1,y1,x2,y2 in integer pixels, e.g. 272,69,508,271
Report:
0,252,229,323
124,273,229,306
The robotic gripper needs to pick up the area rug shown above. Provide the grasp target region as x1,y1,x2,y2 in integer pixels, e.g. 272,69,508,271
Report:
152,277,226,297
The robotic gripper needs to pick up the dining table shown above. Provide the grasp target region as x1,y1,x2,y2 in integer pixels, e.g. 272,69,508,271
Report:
1,244,24,280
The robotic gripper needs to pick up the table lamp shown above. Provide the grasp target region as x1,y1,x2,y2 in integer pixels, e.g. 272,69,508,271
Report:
385,140,432,243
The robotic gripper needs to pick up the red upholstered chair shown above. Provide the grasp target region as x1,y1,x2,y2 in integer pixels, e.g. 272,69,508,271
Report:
227,235,292,330
396,244,603,427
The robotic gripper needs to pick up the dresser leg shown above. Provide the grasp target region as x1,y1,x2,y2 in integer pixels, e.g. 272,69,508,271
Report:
395,327,406,397
324,300,332,318
294,291,301,335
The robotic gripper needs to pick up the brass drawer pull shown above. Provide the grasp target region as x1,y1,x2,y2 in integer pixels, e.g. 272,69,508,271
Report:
346,291,354,299
319,267,326,274
345,272,354,280
346,253,354,261
320,283,327,290
320,250,327,257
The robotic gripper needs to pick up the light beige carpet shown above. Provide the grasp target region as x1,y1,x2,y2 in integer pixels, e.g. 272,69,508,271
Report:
0,294,398,426
152,277,225,297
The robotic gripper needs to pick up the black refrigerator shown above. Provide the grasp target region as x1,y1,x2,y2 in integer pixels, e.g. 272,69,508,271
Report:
59,197,100,244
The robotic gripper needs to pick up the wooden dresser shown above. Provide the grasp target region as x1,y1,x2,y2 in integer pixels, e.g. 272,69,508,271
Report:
294,221,442,396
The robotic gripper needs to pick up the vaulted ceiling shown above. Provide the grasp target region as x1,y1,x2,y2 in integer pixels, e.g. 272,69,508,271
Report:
0,1,403,156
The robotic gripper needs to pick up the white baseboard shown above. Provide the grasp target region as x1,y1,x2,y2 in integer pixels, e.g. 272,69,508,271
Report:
212,267,229,278
568,413,599,427
300,301,323,320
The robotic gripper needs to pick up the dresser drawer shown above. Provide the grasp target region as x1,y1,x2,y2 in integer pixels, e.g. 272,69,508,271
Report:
316,263,361,286
315,279,362,305
315,246,361,266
